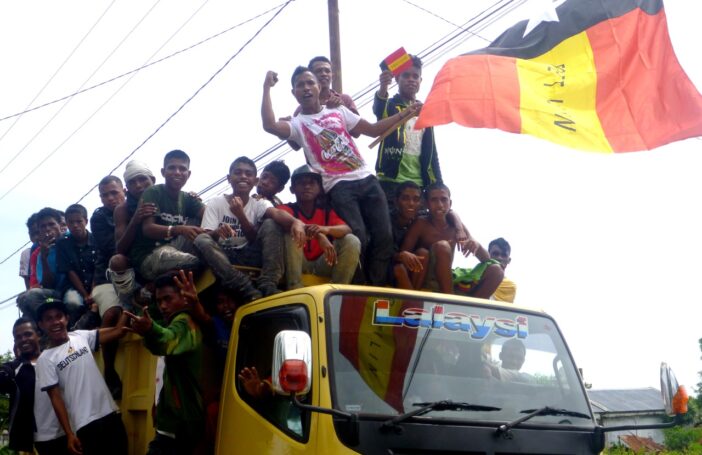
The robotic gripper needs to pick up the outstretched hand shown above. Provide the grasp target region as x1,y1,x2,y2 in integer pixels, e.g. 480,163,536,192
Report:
173,269,198,304
457,238,479,258
238,366,272,400
124,308,153,335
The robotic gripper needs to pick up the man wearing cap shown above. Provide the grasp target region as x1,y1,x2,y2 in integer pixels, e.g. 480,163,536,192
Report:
35,297,129,455
280,165,360,288
0,317,68,454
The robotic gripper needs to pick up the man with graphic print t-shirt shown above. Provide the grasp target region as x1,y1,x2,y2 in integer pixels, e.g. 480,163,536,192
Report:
261,66,421,285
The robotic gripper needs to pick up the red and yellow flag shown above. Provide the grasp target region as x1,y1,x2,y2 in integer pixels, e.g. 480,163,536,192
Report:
415,0,702,152
380,47,413,76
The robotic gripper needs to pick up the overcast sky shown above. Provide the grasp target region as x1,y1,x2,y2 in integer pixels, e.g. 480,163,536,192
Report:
0,0,699,393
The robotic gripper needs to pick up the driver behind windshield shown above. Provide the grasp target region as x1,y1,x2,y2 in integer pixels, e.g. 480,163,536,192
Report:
491,339,534,383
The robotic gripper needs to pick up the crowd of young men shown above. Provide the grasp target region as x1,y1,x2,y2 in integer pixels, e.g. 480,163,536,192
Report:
8,54,517,454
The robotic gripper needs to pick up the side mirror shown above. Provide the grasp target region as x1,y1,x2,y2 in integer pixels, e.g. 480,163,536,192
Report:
272,330,312,396
660,362,688,416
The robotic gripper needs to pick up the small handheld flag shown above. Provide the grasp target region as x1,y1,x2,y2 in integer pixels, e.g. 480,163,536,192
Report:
416,0,702,153
380,47,413,76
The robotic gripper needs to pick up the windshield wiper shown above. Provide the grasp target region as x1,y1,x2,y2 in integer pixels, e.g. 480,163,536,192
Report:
496,406,591,436
381,400,501,431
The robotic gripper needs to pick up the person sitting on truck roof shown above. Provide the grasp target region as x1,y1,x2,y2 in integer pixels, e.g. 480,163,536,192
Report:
280,165,361,289
262,66,420,285
488,237,517,303
195,156,305,297
399,183,503,296
254,160,291,206
108,160,157,299
126,271,219,455
391,181,427,288
19,213,40,290
17,207,83,326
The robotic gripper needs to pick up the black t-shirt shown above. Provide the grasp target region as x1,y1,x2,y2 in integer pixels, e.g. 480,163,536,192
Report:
90,207,115,285
56,233,97,293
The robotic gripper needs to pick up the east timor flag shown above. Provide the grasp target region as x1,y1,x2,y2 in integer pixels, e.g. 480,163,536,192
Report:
415,0,702,152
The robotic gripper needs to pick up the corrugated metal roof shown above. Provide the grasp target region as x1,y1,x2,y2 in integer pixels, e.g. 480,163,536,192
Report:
588,388,665,413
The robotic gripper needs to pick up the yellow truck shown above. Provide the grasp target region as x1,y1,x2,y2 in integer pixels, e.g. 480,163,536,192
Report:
214,284,687,454
114,283,686,454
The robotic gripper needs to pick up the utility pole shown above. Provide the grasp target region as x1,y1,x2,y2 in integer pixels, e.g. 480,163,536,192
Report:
328,0,343,92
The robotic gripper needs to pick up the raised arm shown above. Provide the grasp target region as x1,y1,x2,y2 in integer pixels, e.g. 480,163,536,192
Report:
261,71,292,140
350,101,422,138
98,311,130,344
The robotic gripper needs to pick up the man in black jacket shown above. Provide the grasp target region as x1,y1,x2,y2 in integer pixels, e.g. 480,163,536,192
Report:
0,317,67,454
374,54,442,213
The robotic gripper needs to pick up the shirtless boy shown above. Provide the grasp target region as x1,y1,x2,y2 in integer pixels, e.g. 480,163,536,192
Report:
399,183,501,296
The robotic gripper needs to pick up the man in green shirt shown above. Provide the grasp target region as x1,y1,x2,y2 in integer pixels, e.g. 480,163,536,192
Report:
127,271,218,455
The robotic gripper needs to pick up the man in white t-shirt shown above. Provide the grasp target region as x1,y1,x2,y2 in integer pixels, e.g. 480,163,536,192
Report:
194,156,305,296
35,297,129,455
261,67,421,285
0,317,68,454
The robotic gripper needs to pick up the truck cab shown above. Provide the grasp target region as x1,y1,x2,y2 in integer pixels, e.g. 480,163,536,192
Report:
216,284,605,454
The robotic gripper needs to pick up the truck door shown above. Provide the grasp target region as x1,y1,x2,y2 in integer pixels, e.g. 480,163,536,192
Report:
216,296,319,454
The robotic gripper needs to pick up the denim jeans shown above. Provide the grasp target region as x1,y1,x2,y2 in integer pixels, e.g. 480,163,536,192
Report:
285,234,360,289
329,175,393,286
139,236,201,281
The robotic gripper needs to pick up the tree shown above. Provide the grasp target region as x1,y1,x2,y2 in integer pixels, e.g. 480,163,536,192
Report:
0,350,13,439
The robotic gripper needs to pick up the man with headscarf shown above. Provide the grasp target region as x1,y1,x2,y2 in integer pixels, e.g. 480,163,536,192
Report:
108,160,157,298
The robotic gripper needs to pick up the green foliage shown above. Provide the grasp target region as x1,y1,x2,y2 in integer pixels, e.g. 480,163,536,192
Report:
602,445,631,454
664,426,702,452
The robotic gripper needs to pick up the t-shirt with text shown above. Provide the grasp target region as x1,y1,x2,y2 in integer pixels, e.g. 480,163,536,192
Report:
130,184,204,267
201,195,272,249
36,330,118,432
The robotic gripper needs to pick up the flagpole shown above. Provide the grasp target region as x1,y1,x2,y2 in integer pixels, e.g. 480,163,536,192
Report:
368,115,413,149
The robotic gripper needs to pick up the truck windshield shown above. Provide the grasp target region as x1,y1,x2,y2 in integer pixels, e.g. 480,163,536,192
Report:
326,292,594,426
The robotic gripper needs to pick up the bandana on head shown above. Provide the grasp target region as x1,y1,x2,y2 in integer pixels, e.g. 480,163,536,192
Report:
123,160,154,183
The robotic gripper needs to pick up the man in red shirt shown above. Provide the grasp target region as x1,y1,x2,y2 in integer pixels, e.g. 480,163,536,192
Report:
279,165,360,289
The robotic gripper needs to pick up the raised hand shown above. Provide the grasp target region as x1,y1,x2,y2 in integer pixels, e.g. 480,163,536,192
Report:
172,269,198,305
264,71,279,88
124,307,153,335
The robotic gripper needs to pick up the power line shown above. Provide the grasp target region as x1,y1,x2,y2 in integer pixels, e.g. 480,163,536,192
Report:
346,0,519,109
74,0,297,205
0,0,514,293
0,1,297,268
0,1,290,124
400,0,491,41
0,0,117,148
0,1,211,205
0,0,163,180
